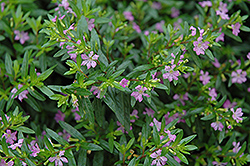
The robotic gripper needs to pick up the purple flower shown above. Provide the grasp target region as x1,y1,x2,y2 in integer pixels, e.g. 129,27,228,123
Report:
54,110,65,123
132,22,141,33
2,130,17,144
59,0,69,10
199,70,210,85
116,121,132,134
190,26,196,36
193,37,209,55
1,2,5,12
173,92,188,106
212,161,228,166
163,65,180,82
199,1,212,7
28,140,40,157
174,156,181,163
155,20,165,33
81,51,99,69
51,15,57,22
123,11,134,21
165,130,176,142
209,88,217,101
86,18,95,31
231,22,241,36
215,28,225,42
90,86,103,98
120,78,129,88
211,121,224,131
231,108,243,123
58,129,71,141
130,109,139,123
152,2,162,10
72,107,81,121
11,84,29,102
0,159,14,166
164,111,186,125
150,149,168,166
212,58,221,68
223,99,237,109
14,30,30,44
216,2,229,20
247,52,250,60
171,7,179,18
149,118,161,131
49,150,68,166
8,139,23,150
183,72,191,79
231,69,247,84
63,23,75,34
131,85,150,102
232,142,242,154
143,108,155,118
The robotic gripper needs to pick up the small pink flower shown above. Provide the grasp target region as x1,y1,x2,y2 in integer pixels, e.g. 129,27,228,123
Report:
8,139,23,150
190,26,196,36
132,22,141,33
86,18,95,31
81,51,99,69
143,108,155,118
231,108,243,123
150,149,168,166
212,58,221,68
173,92,188,106
231,22,241,36
90,86,103,98
193,37,209,55
116,121,132,134
58,129,71,141
71,107,81,121
51,15,57,22
120,78,129,88
212,161,228,166
0,159,14,166
28,140,40,157
231,69,247,84
149,118,161,131
223,99,237,109
11,84,29,102
247,52,250,60
163,65,180,82
211,121,224,131
123,11,134,21
216,2,229,20
155,20,165,33
2,130,17,144
14,30,30,44
131,85,150,102
130,109,139,123
209,88,217,101
199,1,212,7
171,7,179,18
152,2,162,10
49,150,68,166
199,70,210,85
54,110,65,123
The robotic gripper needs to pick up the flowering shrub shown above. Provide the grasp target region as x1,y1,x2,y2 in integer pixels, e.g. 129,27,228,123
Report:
1,0,250,165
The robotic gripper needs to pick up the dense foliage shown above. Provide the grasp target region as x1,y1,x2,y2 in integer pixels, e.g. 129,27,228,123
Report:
1,0,250,165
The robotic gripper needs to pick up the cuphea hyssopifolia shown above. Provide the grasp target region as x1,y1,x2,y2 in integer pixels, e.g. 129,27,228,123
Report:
1,0,250,165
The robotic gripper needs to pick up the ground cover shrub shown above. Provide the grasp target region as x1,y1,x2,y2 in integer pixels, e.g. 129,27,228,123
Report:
1,0,250,165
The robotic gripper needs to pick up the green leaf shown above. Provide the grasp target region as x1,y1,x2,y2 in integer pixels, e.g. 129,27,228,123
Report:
117,60,132,70
91,28,100,49
201,113,215,121
28,89,46,101
16,126,35,134
166,118,179,130
109,69,125,79
44,135,54,152
153,82,169,90
64,149,77,166
0,35,5,41
153,124,160,145
78,148,87,166
38,85,55,98
21,51,29,78
133,64,154,71
221,132,235,154
183,145,198,151
126,138,135,150
25,158,36,166
5,53,12,74
166,153,181,166
128,158,136,166
176,151,189,164
240,25,250,32
77,15,89,37
205,49,214,60
189,50,202,68
93,151,104,166
81,142,103,151
218,130,225,144
24,96,41,112
224,29,242,42
79,97,95,124
38,64,56,81
179,134,197,145
46,128,68,145
95,17,111,24
103,90,130,132
215,95,227,108
54,49,68,57
59,121,85,140
195,3,205,16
